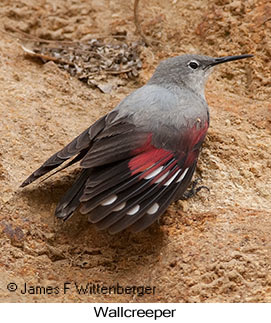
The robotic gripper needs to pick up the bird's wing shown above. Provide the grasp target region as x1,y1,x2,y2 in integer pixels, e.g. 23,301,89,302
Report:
78,118,209,233
20,110,150,187
20,112,110,187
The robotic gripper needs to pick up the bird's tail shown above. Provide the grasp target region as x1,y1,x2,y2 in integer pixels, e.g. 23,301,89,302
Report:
55,169,91,220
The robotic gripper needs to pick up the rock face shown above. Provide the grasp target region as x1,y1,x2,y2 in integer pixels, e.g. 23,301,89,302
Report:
0,0,270,302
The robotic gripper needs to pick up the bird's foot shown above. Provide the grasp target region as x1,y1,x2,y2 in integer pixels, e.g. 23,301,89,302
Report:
181,178,209,200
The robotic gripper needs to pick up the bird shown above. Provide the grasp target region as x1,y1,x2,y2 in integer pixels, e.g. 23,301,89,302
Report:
20,53,253,234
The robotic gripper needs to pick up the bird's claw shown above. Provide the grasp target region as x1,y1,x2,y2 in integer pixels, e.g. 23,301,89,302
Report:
181,178,209,200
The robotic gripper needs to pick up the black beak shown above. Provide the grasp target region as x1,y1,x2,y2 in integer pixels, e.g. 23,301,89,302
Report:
210,54,254,66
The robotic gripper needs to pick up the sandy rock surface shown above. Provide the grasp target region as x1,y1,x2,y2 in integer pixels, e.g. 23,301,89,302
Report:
0,0,271,302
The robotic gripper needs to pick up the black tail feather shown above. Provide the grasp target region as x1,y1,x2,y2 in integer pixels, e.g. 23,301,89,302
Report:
55,169,91,220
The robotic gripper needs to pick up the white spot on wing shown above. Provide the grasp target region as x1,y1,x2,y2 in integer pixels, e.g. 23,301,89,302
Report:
147,203,159,215
101,194,117,206
127,204,140,215
164,169,181,186
177,168,189,182
112,202,126,212
144,166,163,180
155,171,170,183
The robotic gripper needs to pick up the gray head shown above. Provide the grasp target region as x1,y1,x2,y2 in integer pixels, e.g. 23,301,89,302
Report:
148,54,253,97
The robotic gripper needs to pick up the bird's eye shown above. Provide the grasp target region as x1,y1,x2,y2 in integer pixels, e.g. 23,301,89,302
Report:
188,61,200,69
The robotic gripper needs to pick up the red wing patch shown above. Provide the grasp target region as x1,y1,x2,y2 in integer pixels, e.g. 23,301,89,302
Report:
188,120,209,150
129,148,173,176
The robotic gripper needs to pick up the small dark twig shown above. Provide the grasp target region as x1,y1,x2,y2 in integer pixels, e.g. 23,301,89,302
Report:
133,0,151,46
262,17,271,26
